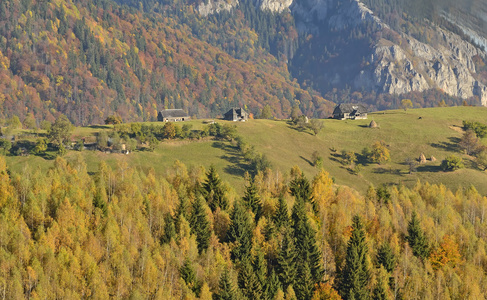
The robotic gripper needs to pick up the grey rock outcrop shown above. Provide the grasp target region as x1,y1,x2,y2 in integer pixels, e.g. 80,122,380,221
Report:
197,0,238,16
197,0,487,106
354,26,487,105
259,0,293,12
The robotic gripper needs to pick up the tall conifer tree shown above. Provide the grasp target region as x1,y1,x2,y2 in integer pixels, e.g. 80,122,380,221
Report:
406,212,429,259
377,243,396,273
277,228,297,290
242,176,261,220
214,268,237,300
295,261,315,300
226,200,253,262
338,215,370,300
238,258,262,299
201,166,228,211
180,257,201,295
190,197,211,254
291,198,324,283
273,196,289,229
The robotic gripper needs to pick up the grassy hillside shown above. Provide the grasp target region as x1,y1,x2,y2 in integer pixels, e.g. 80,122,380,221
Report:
237,106,487,193
5,106,487,194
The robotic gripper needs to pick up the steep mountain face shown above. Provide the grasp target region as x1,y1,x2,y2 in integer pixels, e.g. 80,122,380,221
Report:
0,0,333,125
289,0,487,106
355,27,487,106
198,0,487,108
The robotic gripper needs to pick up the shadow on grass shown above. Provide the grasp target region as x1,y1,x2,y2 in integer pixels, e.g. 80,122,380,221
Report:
373,166,404,176
88,125,112,129
212,142,251,177
300,155,314,166
431,137,460,152
285,122,313,136
416,165,443,173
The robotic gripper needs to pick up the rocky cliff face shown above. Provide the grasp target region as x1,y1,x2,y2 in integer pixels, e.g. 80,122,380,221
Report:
291,0,487,105
197,0,238,16
355,27,487,105
259,0,293,12
197,0,487,106
197,0,291,15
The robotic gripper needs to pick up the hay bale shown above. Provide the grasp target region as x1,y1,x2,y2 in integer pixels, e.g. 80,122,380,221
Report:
430,156,436,162
369,120,378,128
419,153,427,164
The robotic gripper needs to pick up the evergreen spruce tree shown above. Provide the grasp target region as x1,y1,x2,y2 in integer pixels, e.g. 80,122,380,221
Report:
214,268,237,300
376,243,396,273
201,166,228,211
406,212,429,259
242,176,262,220
226,200,253,262
295,261,315,300
273,196,289,229
253,246,268,292
277,229,297,290
174,195,188,235
238,258,262,299
338,215,370,300
161,213,176,244
180,257,201,295
289,172,312,203
190,197,211,254
291,198,324,284
372,269,390,300
265,269,281,300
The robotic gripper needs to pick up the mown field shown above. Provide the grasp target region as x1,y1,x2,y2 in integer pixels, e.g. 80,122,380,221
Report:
5,106,487,194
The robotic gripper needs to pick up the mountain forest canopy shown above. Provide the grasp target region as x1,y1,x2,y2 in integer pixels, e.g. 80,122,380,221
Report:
0,155,487,298
0,0,333,126
1,0,485,127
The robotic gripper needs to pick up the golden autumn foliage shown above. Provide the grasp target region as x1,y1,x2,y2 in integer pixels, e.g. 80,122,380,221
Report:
430,235,462,270
0,154,487,299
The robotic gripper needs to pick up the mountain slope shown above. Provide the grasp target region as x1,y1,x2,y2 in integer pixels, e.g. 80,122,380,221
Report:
0,0,333,125
287,0,487,108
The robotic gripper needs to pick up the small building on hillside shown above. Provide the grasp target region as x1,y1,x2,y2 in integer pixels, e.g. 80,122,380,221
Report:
224,108,249,121
157,109,190,122
332,104,368,120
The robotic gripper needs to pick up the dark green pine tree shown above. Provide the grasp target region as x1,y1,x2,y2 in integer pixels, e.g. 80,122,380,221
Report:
242,176,262,220
214,268,237,300
265,269,281,300
273,196,289,229
201,166,228,211
338,215,370,300
174,195,188,235
289,172,312,203
226,200,253,263
190,197,211,254
372,272,390,300
161,213,176,244
253,246,268,291
406,212,429,259
295,261,315,300
376,243,396,273
277,229,297,291
180,257,201,296
238,258,262,299
291,198,324,284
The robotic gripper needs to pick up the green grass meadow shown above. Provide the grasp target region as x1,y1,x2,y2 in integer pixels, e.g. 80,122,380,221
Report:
5,107,487,194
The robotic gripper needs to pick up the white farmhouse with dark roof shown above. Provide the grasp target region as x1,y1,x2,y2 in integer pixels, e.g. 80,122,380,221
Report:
157,109,190,122
332,104,368,120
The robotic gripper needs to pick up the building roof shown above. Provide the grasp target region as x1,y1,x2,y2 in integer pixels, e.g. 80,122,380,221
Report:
333,104,368,115
159,109,189,118
225,108,247,116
